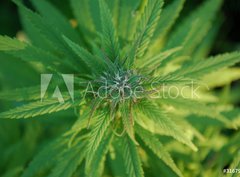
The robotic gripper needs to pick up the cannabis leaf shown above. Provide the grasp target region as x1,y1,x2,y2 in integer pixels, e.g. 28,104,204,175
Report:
86,111,111,165
122,134,144,177
0,97,78,119
99,0,120,61
0,35,26,50
137,99,197,151
128,0,163,66
136,124,183,177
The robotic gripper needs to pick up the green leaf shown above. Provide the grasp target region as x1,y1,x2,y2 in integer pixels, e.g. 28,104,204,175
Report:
89,0,102,32
14,0,85,71
0,86,41,101
0,97,78,119
14,0,65,51
155,0,185,38
70,0,96,35
158,97,232,127
99,0,120,61
22,136,68,177
138,46,182,70
172,51,240,79
165,0,223,55
0,35,27,51
121,134,144,177
108,144,127,177
0,80,69,101
121,101,135,141
202,68,240,88
227,152,240,177
149,74,194,90
30,0,81,44
86,112,111,166
68,110,92,135
192,20,222,60
136,124,183,177
63,35,105,75
171,117,205,141
2,167,23,177
90,42,118,74
116,0,141,41
128,0,163,66
137,99,197,151
48,142,85,177
19,4,54,51
150,0,185,52
86,131,113,177
9,44,74,71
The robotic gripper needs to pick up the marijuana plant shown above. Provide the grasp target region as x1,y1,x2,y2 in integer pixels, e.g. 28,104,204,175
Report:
0,0,240,177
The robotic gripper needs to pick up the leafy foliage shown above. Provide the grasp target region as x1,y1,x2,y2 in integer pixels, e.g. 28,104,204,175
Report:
0,35,26,50
0,0,240,177
136,124,183,177
122,134,144,177
128,0,163,66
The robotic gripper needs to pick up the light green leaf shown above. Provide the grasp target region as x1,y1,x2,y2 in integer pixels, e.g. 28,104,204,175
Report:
137,99,197,151
158,97,232,126
150,0,185,52
86,113,111,166
86,131,113,177
70,0,96,35
150,74,194,87
122,134,144,177
202,68,240,88
116,0,141,42
0,97,78,119
136,124,183,177
128,0,163,66
138,46,182,71
121,101,135,141
0,35,27,51
172,52,240,79
227,152,240,177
